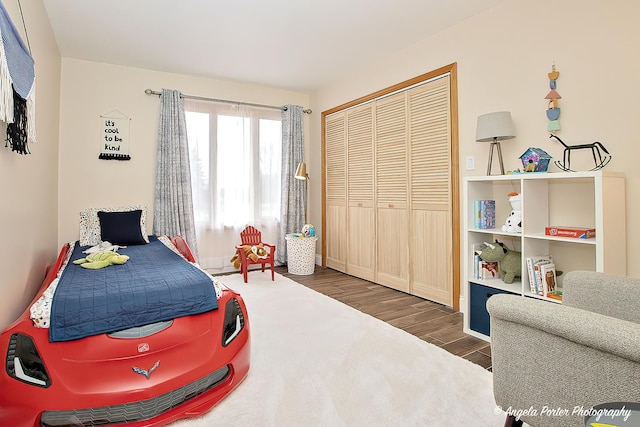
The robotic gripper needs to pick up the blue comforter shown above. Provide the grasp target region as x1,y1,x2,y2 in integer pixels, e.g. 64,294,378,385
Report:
49,236,218,342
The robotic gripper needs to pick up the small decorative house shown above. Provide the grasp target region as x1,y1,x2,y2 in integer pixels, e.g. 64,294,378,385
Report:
520,147,552,172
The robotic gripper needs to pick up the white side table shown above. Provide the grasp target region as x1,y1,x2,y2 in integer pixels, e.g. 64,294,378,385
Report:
285,235,317,275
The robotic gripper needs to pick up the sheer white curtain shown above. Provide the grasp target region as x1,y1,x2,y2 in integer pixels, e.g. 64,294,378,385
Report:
184,99,282,273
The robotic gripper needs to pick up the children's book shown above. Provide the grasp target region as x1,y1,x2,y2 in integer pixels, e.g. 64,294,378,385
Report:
472,243,484,280
479,261,499,279
540,263,557,297
525,257,536,294
526,255,553,295
474,200,495,229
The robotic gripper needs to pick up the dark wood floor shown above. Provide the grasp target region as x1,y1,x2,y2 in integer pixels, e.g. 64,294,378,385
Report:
276,265,493,370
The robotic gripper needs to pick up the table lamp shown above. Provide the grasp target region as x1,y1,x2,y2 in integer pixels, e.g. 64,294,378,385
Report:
475,111,515,175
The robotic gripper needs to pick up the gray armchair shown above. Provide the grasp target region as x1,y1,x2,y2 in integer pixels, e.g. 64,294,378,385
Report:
487,270,640,427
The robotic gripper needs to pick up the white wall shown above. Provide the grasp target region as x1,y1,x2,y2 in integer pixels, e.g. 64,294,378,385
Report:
0,0,60,330
311,0,640,279
57,59,310,245
3,0,637,331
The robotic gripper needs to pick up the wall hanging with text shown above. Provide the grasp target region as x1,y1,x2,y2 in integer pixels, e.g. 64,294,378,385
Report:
99,111,131,160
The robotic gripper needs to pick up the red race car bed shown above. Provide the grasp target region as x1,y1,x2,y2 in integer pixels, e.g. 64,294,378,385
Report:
0,234,250,427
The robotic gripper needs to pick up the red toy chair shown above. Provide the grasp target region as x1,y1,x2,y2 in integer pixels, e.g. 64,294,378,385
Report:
236,226,276,283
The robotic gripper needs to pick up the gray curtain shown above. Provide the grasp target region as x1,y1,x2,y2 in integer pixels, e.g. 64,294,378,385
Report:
277,105,305,264
153,88,199,260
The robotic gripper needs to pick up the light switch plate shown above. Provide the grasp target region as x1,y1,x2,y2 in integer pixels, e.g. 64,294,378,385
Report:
466,156,475,170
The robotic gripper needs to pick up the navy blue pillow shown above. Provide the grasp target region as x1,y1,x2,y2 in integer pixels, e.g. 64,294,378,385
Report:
97,210,147,245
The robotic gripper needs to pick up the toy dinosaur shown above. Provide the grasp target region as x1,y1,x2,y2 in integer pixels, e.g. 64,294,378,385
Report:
73,250,130,269
479,240,521,284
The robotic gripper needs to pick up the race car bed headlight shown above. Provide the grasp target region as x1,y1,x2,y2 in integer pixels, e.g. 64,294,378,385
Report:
222,298,245,347
6,333,51,387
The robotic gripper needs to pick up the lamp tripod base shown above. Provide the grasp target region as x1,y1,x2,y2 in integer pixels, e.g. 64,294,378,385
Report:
487,140,505,175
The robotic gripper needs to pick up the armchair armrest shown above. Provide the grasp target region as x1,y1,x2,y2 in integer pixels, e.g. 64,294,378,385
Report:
262,242,276,252
562,271,640,323
488,294,640,362
488,294,640,427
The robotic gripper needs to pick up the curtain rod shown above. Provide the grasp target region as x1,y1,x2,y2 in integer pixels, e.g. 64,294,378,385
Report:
144,89,311,114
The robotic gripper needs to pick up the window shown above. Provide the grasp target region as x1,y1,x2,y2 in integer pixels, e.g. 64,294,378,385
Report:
185,100,282,271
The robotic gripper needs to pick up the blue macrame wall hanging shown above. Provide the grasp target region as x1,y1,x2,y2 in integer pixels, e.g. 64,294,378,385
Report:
0,1,36,155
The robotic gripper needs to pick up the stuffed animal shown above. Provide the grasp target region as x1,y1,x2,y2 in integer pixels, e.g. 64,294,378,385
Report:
73,250,130,269
229,244,269,269
479,240,521,284
301,224,316,237
502,192,522,233
251,244,269,259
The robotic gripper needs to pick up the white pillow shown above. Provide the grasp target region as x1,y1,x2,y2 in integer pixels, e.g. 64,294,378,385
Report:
79,205,149,246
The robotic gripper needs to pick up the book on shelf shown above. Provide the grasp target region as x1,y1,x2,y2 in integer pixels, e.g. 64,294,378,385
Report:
526,255,553,295
545,226,596,239
540,263,557,297
546,289,563,301
472,243,484,280
473,244,480,279
472,243,500,280
473,200,495,229
479,260,499,280
525,257,536,294
534,257,553,296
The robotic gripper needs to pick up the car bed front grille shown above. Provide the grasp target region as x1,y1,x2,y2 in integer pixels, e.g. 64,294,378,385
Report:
40,365,231,427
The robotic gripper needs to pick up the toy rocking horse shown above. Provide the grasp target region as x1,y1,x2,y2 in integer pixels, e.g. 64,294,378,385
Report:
549,134,611,171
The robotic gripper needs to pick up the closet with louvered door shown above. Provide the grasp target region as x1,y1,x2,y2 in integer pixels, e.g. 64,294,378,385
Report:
346,104,375,281
323,67,457,307
324,112,347,271
408,76,453,305
375,92,410,292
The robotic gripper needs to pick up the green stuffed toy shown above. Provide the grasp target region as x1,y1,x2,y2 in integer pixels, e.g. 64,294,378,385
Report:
479,240,521,284
73,250,129,269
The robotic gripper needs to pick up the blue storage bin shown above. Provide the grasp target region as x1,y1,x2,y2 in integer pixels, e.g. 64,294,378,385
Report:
469,282,515,336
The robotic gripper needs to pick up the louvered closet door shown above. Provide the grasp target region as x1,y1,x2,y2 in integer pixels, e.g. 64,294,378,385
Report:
409,76,453,305
375,93,410,292
347,104,375,281
325,112,347,271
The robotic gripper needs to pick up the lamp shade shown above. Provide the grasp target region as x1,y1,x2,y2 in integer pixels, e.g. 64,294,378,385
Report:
475,111,515,142
295,162,308,180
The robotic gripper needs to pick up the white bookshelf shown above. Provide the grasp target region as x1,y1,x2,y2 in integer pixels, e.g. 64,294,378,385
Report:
462,171,626,341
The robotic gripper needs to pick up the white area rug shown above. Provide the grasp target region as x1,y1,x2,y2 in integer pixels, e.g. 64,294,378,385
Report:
170,271,503,426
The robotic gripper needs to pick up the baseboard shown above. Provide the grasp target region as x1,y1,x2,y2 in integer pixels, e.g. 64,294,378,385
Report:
459,295,466,314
